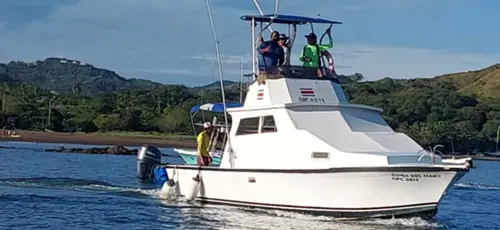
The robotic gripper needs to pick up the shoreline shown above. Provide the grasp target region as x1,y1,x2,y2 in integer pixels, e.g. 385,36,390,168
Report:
0,130,196,148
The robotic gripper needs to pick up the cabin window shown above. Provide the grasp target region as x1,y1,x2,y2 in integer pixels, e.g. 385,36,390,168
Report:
261,116,277,133
236,117,260,135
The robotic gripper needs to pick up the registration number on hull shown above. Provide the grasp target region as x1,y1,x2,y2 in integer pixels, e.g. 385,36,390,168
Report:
391,173,441,182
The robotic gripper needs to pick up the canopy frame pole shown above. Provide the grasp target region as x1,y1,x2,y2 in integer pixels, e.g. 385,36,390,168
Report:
251,17,256,81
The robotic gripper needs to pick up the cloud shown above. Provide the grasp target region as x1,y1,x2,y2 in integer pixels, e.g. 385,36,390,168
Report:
128,68,198,75
336,0,434,12
182,53,250,64
0,0,498,87
0,0,78,30
319,44,500,79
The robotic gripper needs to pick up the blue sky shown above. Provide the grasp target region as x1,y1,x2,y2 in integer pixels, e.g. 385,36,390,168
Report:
0,0,499,86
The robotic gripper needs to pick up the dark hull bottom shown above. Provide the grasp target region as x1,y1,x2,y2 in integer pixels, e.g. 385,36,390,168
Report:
196,197,438,220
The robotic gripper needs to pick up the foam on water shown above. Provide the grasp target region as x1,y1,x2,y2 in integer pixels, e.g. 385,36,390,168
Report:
151,191,445,230
454,182,500,190
1,145,499,229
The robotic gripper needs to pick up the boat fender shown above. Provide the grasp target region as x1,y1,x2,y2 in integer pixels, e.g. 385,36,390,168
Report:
467,159,474,168
160,178,177,197
185,174,201,201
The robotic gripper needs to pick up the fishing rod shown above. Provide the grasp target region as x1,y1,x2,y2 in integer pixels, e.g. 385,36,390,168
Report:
204,0,234,168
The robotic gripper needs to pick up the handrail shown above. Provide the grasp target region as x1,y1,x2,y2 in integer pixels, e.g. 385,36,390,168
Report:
417,144,444,164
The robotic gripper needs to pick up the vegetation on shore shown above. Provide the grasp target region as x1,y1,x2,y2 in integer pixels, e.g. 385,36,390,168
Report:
0,57,499,153
89,131,194,140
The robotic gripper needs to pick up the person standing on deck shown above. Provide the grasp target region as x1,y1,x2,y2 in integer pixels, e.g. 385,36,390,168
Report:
299,28,333,68
257,31,284,70
197,122,213,166
278,23,297,66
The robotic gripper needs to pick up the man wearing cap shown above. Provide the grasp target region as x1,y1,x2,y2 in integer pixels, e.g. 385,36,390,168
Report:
197,122,213,166
299,28,333,68
257,31,285,70
278,24,297,66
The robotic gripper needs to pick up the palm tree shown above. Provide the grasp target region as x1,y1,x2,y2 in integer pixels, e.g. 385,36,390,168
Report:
496,126,499,153
47,90,60,127
72,83,82,96
0,82,9,113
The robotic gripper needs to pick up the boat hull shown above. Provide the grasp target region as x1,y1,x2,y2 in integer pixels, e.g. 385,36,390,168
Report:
164,166,466,219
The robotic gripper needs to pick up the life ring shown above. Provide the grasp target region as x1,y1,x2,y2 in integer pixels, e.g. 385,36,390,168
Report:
319,50,337,78
320,50,334,72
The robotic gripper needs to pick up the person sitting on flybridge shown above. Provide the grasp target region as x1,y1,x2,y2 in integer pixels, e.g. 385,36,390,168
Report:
299,28,333,69
197,122,213,166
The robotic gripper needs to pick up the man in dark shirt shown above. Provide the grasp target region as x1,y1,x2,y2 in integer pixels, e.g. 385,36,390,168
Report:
257,31,284,71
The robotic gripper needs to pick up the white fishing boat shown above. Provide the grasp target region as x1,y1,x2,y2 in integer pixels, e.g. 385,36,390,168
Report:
137,3,473,220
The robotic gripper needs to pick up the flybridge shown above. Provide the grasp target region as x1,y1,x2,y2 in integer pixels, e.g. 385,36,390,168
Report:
236,12,346,109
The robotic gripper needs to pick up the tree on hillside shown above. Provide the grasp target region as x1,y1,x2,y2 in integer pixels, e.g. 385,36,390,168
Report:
0,58,500,154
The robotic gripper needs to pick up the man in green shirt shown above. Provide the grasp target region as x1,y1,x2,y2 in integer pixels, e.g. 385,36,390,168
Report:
299,29,333,68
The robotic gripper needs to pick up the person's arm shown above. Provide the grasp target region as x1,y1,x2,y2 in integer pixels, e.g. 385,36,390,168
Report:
278,46,285,66
319,32,333,51
256,35,264,47
287,24,297,49
258,42,270,54
196,132,204,156
299,45,311,62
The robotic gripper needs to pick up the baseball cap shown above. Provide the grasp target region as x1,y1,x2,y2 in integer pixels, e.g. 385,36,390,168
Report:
305,32,317,38
203,122,212,128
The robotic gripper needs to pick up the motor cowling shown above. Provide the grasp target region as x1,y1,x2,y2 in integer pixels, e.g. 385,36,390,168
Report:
136,145,162,182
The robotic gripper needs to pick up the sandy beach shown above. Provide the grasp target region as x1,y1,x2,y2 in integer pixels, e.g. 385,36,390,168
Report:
0,130,196,148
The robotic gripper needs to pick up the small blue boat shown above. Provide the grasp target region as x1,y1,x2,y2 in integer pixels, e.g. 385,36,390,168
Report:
173,102,242,165
175,148,222,166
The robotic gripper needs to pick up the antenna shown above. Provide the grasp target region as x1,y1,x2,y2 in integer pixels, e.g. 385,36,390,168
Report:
204,0,234,167
274,0,279,17
239,58,243,104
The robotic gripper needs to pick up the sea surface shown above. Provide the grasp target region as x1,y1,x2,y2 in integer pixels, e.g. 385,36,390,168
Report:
0,141,499,230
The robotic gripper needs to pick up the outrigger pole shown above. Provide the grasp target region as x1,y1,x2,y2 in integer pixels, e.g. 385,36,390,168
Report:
204,0,234,167
252,0,273,33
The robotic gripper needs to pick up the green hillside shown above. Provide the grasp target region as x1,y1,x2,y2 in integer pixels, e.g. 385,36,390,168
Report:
0,58,163,96
0,58,498,154
435,63,500,102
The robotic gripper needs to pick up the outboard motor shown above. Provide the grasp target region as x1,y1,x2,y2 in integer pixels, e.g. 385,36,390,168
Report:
137,145,162,182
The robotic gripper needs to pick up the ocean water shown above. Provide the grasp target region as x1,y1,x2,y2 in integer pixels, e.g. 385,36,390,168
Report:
0,141,499,230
